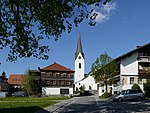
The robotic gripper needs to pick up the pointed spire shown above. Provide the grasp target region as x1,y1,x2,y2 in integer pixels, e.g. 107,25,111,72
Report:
75,30,84,59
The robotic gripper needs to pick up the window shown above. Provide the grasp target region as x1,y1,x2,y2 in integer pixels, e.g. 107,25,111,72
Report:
52,81,57,85
130,77,134,84
60,89,69,94
60,81,64,85
138,78,142,84
79,63,81,69
78,56,81,59
67,74,71,78
66,81,71,85
52,73,57,77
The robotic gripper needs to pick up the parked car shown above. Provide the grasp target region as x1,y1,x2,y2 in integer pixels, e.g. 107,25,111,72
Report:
112,89,145,102
12,92,28,97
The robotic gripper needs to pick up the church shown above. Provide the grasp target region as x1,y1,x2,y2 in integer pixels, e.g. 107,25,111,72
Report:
74,32,98,92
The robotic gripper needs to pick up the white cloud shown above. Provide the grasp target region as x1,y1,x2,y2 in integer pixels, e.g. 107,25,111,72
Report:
93,2,117,24
94,11,109,23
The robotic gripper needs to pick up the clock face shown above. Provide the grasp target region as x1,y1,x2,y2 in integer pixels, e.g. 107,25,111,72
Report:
78,56,81,59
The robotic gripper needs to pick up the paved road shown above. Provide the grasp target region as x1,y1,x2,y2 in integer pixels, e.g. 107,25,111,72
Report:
97,99,150,113
57,95,99,113
36,95,150,113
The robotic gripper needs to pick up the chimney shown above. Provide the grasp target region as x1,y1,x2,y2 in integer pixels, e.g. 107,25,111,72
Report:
136,46,141,49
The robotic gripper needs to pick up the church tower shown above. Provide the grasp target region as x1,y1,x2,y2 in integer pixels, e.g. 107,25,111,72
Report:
74,31,85,84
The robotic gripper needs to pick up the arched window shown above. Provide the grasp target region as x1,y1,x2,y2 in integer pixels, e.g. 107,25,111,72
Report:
79,63,81,69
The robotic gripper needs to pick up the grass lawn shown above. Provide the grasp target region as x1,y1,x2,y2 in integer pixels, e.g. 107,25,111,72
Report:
0,96,70,113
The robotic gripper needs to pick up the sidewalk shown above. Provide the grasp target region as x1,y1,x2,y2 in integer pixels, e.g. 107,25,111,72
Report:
35,97,79,113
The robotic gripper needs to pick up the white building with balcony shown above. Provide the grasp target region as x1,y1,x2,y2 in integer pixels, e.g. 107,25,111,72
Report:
99,43,150,96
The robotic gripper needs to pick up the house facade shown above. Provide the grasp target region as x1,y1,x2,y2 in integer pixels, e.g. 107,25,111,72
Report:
38,62,75,96
0,76,9,92
99,43,150,96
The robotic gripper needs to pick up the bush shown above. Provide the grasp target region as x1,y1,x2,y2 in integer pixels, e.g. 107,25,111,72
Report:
144,81,150,97
100,92,112,98
131,83,140,89
73,90,79,94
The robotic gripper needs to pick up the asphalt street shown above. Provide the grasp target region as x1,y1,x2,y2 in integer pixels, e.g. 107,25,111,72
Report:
57,95,99,113
36,95,150,113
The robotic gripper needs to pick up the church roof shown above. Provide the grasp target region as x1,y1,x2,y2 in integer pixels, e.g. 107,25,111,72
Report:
75,31,84,59
40,62,75,72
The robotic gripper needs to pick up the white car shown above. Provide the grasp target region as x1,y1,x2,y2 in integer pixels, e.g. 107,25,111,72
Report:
112,89,145,102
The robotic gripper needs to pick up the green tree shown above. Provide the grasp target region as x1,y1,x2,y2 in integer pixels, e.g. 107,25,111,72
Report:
0,0,111,62
144,81,150,97
91,52,118,92
22,71,41,96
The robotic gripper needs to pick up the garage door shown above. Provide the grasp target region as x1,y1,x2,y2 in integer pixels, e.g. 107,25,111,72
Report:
60,89,69,94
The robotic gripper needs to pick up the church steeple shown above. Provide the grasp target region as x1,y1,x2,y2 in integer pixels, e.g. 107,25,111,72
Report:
75,31,84,60
74,30,85,84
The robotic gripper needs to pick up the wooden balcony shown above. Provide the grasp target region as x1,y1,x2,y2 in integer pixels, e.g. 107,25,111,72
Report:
139,68,150,75
41,80,73,87
138,56,150,62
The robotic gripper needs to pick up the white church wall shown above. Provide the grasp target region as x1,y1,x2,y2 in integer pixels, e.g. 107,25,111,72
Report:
74,53,85,83
75,75,98,91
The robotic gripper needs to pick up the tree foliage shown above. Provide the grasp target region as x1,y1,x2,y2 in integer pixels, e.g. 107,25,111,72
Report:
144,81,150,97
0,0,111,62
91,52,119,92
22,71,41,96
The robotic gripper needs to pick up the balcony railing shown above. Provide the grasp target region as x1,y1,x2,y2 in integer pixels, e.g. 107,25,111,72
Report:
138,56,150,62
139,68,150,74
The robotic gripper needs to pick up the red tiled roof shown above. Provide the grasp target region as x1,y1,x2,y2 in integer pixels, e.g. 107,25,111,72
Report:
40,62,75,72
7,74,26,85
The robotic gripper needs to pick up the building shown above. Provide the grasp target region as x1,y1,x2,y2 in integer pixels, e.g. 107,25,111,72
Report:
74,32,98,91
74,32,85,84
75,71,98,91
38,62,75,96
7,74,25,92
0,76,9,92
99,43,150,96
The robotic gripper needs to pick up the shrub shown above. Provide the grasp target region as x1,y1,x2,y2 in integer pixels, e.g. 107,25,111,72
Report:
100,92,112,98
144,81,150,97
79,85,85,93
131,83,140,89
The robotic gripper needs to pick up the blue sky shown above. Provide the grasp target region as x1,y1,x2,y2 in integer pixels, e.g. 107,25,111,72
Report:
0,0,150,77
